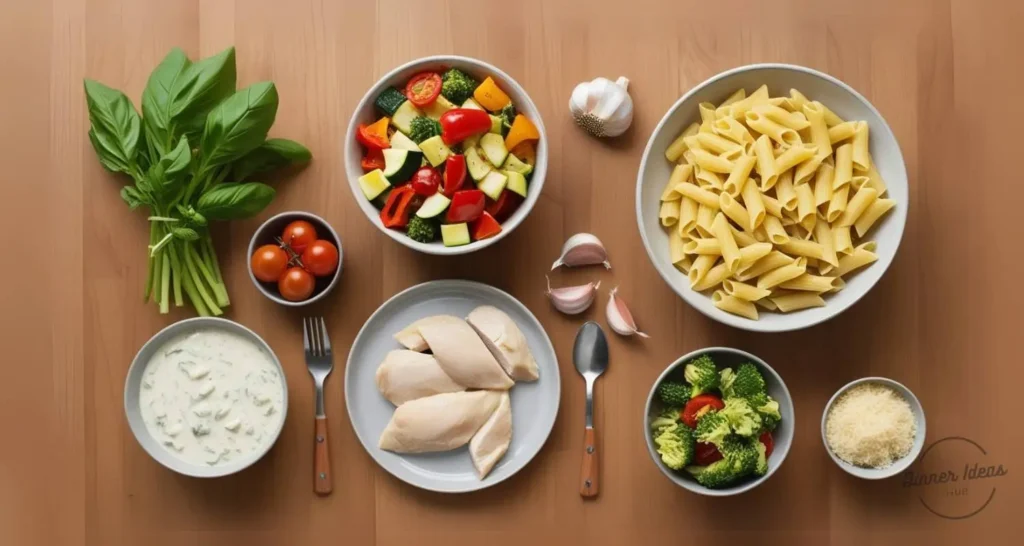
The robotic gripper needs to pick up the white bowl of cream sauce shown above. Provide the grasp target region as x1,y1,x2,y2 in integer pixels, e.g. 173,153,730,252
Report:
125,318,288,477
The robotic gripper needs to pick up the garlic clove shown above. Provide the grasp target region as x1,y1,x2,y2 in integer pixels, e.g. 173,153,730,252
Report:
545,276,600,315
551,233,611,270
569,76,634,138
605,286,648,338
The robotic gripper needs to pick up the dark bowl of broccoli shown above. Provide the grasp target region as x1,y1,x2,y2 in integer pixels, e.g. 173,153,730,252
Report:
643,347,794,496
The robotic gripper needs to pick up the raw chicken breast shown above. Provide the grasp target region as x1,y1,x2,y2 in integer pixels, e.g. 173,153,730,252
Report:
393,318,431,352
467,306,539,382
469,391,512,479
375,350,465,406
417,315,514,390
378,390,502,453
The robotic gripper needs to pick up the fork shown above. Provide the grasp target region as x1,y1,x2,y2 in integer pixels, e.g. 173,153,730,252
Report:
303,316,333,495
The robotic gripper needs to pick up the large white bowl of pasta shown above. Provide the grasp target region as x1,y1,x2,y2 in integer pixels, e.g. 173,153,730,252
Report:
636,64,908,332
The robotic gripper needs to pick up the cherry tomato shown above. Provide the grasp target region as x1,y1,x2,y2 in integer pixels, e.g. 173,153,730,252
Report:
410,166,441,196
405,72,442,107
281,220,318,254
278,267,315,301
694,442,724,466
681,394,725,429
442,155,466,197
760,431,774,458
250,244,289,283
302,240,339,277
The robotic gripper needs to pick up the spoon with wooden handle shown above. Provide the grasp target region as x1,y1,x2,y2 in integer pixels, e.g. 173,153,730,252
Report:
574,321,609,498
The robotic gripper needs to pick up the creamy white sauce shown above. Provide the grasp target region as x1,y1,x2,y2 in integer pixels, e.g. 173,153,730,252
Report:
139,328,285,467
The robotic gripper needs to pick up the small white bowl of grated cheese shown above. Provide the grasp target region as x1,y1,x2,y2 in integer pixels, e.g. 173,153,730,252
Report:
821,377,926,479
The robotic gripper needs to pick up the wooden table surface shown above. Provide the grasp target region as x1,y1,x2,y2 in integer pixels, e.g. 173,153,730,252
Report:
2,0,1021,544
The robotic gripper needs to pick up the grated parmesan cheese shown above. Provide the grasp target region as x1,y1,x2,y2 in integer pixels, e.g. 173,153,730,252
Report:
825,383,916,468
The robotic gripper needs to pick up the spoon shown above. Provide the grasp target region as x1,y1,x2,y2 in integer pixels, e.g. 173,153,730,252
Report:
574,321,609,498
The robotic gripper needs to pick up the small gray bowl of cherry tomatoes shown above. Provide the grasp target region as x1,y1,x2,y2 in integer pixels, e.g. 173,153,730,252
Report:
247,211,342,306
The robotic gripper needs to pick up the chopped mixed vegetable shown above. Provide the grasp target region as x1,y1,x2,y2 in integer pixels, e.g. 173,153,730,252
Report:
649,353,781,489
356,67,540,246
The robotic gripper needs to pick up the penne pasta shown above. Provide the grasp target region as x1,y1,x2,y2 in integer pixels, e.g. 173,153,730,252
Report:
796,183,816,232
665,122,700,162
699,102,717,125
694,166,724,190
688,254,718,286
669,229,687,264
813,220,839,267
793,152,825,186
776,170,798,211
851,121,870,171
754,135,780,190
761,193,784,218
779,239,827,261
837,186,879,228
826,185,850,223
712,213,742,273
833,226,854,255
697,132,743,155
779,273,840,292
755,297,778,311
745,110,801,147
788,89,809,111
750,103,811,130
675,182,720,209
718,88,746,108
729,224,760,247
712,290,759,320
774,144,818,174
771,292,826,312
757,257,808,289
723,154,757,196
661,164,693,200
813,160,835,209
741,179,766,229
693,263,732,291
803,102,833,160
713,116,756,147
678,196,699,235
737,251,794,281
862,159,888,196
660,199,681,226
683,238,722,255
821,104,845,127
723,279,772,302
828,121,859,144
834,242,878,276
854,198,895,237
673,256,693,274
738,242,773,267
691,148,735,174
762,215,789,245
719,192,751,232
695,204,716,237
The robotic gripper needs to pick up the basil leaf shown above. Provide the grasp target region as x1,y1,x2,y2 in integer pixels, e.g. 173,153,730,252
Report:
141,48,191,157
120,185,147,209
147,135,192,203
200,82,279,169
171,47,237,144
230,138,312,181
196,182,275,220
84,79,142,175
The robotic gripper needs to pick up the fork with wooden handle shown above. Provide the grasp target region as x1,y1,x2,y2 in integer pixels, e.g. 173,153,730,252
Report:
304,316,334,496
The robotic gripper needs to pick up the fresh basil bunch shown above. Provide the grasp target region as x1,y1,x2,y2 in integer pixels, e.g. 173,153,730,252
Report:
84,47,311,316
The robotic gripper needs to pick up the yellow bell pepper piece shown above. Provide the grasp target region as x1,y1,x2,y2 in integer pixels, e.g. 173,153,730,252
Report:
504,115,540,152
510,141,536,165
473,77,512,112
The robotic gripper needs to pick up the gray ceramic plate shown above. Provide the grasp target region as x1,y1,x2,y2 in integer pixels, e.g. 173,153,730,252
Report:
345,280,560,493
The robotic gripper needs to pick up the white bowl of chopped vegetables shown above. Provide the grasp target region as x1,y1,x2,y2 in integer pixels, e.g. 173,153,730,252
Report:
345,56,547,255
644,347,794,496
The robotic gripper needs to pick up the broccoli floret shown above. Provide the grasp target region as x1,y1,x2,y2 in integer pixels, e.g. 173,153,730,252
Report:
731,362,767,399
720,397,763,437
441,68,478,105
694,411,730,448
500,103,517,137
719,435,759,476
406,216,438,243
754,439,769,476
748,392,781,431
720,367,737,398
685,459,737,488
649,406,681,432
653,423,695,470
657,381,691,406
684,354,720,397
408,116,442,144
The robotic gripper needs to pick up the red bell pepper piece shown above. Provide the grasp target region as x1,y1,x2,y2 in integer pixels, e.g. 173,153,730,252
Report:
470,212,502,241
442,155,467,197
356,117,390,150
485,190,523,222
445,189,486,223
361,148,386,171
760,431,774,458
380,185,415,228
439,109,492,145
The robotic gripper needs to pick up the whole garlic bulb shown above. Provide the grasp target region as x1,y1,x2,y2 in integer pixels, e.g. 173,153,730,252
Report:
569,76,633,138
